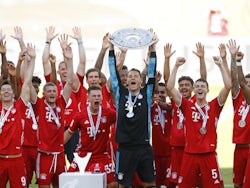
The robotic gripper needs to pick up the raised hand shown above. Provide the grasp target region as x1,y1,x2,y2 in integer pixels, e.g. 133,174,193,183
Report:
218,43,227,58
175,57,186,67
18,51,26,62
236,52,244,62
0,41,6,54
25,43,36,61
102,33,110,50
226,39,240,56
58,33,69,50
70,26,82,42
7,62,16,76
11,26,23,41
49,54,56,65
212,56,222,66
46,26,58,43
164,43,176,59
192,42,204,58
155,71,162,83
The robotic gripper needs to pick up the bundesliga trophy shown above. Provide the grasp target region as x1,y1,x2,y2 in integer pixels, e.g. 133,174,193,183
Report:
110,28,155,49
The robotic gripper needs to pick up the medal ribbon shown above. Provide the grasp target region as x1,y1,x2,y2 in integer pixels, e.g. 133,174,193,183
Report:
27,102,38,128
240,105,249,122
127,92,139,113
195,103,209,130
87,106,102,140
44,100,61,128
178,108,184,125
0,104,13,131
157,105,165,133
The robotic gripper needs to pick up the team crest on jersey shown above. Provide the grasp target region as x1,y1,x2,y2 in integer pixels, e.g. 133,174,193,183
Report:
11,108,16,114
101,116,107,123
56,107,61,112
138,94,143,99
118,172,124,180
40,173,47,180
84,120,89,124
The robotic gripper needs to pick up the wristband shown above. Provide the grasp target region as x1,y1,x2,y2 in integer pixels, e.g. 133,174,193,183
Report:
236,62,242,66
45,41,50,44
77,40,83,45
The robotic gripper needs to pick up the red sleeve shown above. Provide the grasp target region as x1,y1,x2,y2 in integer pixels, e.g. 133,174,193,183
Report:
44,74,50,82
69,112,81,132
77,73,84,85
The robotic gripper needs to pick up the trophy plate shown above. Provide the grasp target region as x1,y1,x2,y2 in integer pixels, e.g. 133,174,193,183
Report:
111,28,154,49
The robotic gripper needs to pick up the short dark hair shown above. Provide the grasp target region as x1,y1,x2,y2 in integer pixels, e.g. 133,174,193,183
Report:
87,84,102,94
158,82,166,87
86,68,101,79
245,73,250,78
43,82,57,91
127,68,141,77
0,80,13,90
122,65,128,70
178,76,194,86
32,76,42,85
195,78,209,89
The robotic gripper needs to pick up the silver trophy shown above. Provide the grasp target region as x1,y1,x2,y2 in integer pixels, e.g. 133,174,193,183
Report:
111,28,154,49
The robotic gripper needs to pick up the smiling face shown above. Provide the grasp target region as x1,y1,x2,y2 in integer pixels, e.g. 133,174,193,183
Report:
0,83,14,103
43,83,58,105
57,62,67,83
157,84,167,102
86,70,101,86
127,69,142,94
194,80,209,100
178,79,193,99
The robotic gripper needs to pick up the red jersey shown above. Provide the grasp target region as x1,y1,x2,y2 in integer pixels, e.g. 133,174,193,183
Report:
33,97,66,153
180,96,223,153
76,84,113,112
69,106,116,156
232,89,250,144
151,103,172,156
22,99,41,147
169,96,196,146
44,74,79,128
0,99,26,155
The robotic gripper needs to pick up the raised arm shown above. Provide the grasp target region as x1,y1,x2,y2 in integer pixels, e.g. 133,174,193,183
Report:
163,43,176,84
21,43,36,105
11,26,26,52
227,39,240,98
71,26,86,77
235,45,250,104
49,54,57,84
213,56,232,105
106,49,127,92
0,40,8,81
7,62,18,99
166,57,185,106
94,33,110,71
62,45,74,103
42,26,58,76
192,42,207,80
59,33,80,92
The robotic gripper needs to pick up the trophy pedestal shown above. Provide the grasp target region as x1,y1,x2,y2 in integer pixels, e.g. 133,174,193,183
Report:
59,172,107,188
